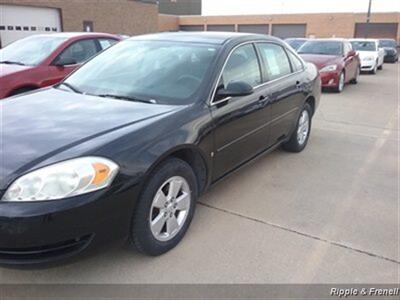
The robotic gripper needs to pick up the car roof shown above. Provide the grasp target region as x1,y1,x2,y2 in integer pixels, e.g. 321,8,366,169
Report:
128,31,279,45
28,32,119,39
305,38,347,43
349,38,378,42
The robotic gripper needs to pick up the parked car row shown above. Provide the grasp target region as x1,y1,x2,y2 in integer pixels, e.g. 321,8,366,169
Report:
0,32,321,265
285,37,398,93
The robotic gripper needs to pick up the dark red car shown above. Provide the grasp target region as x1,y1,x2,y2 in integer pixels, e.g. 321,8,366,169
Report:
298,39,360,93
0,32,121,99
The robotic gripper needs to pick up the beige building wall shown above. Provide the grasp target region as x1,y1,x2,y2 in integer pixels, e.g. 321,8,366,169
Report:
158,14,179,32
178,12,400,41
1,0,159,35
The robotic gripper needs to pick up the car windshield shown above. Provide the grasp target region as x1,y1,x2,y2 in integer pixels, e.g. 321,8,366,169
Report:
0,35,67,66
63,40,219,105
286,39,307,50
298,41,343,56
350,41,376,51
379,40,396,48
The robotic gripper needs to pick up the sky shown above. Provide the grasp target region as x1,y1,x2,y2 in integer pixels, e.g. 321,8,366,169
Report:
202,0,400,15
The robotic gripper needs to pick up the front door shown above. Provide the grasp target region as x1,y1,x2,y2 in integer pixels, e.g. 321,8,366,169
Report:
211,43,272,180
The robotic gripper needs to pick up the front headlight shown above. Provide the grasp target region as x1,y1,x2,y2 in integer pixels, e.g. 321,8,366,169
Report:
363,56,375,61
319,64,337,73
2,157,119,202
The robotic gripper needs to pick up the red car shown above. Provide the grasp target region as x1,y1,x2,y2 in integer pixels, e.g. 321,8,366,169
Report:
0,32,121,99
298,39,360,93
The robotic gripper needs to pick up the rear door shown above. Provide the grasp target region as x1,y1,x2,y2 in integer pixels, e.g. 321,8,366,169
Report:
256,42,305,146
211,43,272,180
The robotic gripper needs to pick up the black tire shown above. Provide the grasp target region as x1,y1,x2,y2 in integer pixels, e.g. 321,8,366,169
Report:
9,87,36,97
378,63,383,70
349,67,359,84
333,71,345,93
130,158,197,256
283,103,312,153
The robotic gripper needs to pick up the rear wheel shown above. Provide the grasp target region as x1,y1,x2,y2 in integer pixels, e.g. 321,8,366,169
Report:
130,158,197,256
350,66,359,84
283,103,312,153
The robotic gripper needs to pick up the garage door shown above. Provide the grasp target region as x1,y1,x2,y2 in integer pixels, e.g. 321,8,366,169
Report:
272,24,307,39
0,4,61,47
354,23,398,40
207,25,235,32
180,25,204,31
238,24,269,35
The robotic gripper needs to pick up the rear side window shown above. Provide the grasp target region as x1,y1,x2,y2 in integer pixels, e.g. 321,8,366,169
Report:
287,50,304,72
57,39,98,64
98,38,117,50
257,43,291,81
221,44,262,88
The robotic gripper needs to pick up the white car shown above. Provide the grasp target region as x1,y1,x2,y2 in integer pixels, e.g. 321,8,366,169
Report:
349,39,384,74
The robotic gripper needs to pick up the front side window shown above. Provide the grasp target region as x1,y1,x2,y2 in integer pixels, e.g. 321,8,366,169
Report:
351,41,377,51
257,43,291,81
63,40,219,105
298,41,343,56
56,39,98,65
0,35,67,66
220,44,261,89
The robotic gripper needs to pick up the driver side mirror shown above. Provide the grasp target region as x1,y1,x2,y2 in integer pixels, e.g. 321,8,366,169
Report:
347,50,356,57
53,56,77,67
215,81,254,101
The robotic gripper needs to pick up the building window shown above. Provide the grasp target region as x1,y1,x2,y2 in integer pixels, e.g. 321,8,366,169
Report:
23,26,29,31
83,21,94,32
45,27,50,31
31,26,37,31
7,26,14,30
0,26,5,30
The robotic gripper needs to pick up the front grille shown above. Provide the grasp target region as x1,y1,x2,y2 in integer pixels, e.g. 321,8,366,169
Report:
0,234,93,264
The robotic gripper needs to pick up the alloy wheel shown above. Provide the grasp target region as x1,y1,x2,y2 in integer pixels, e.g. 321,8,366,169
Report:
338,72,345,92
297,110,310,145
149,176,191,242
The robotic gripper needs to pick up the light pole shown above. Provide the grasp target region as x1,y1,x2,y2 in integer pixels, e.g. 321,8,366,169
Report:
365,0,372,38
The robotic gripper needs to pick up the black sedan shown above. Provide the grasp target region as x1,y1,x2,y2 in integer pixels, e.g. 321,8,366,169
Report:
0,32,320,265
378,39,399,62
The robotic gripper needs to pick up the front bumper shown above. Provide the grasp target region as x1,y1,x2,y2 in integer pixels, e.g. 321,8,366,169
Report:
319,71,340,88
0,184,140,265
360,60,376,71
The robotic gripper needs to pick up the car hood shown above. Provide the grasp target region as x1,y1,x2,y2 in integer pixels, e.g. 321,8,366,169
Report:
0,88,180,189
0,63,34,77
298,54,340,69
357,51,378,59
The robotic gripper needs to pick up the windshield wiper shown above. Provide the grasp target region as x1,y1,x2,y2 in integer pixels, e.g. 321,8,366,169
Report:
56,82,83,94
97,94,157,104
0,60,26,66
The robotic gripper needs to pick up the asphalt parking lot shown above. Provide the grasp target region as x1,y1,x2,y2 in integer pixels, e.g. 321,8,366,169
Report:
0,63,398,284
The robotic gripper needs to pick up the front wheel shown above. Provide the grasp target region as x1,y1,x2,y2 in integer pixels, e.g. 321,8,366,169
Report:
371,63,378,74
334,72,345,93
130,158,197,256
283,103,312,153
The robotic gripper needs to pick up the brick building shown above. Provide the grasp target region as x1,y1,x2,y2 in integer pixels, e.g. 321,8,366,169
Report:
0,0,159,46
159,12,400,41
